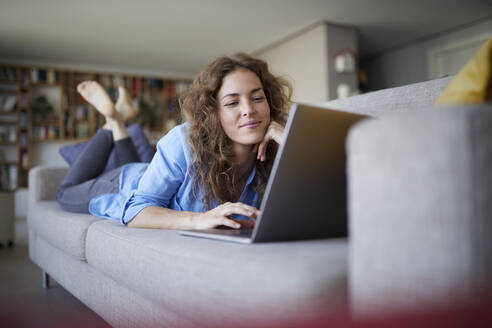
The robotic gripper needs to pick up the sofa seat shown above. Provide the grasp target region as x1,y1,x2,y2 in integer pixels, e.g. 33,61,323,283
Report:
28,200,101,260
85,220,348,325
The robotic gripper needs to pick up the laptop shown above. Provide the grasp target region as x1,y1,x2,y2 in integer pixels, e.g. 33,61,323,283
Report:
179,103,368,243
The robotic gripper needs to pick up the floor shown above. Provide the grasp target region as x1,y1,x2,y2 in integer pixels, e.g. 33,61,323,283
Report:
0,219,111,327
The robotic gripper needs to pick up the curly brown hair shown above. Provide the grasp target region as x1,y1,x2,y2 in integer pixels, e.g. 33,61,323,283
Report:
181,53,292,210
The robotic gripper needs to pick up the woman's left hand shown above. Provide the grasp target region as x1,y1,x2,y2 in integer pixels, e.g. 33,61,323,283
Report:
254,121,284,162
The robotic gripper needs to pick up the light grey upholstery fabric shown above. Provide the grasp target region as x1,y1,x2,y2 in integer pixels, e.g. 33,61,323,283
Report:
347,105,492,316
29,166,68,203
29,230,194,328
324,76,453,117
28,166,100,260
28,201,100,260
86,220,348,325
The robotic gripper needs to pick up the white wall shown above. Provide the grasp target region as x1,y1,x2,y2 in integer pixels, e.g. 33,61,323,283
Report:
361,18,492,91
254,22,358,103
30,141,72,168
255,23,329,104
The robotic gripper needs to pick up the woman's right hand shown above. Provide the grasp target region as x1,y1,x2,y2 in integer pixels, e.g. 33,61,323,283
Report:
191,202,259,229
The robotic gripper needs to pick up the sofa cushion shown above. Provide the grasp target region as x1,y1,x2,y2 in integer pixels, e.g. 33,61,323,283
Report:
323,76,453,117
86,220,348,326
28,201,101,260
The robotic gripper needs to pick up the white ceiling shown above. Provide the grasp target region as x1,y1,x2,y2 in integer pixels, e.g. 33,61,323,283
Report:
1,0,491,78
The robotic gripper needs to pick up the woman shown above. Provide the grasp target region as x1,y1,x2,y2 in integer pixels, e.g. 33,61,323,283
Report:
57,53,292,230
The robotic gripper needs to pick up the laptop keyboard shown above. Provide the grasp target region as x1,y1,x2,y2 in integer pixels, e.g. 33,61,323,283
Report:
199,228,254,237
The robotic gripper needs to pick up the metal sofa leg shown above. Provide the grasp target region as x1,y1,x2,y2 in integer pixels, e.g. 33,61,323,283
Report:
42,271,50,289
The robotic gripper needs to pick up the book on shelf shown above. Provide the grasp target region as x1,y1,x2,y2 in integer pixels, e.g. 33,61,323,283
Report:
9,164,17,189
75,122,90,139
0,125,17,142
74,104,90,120
19,132,27,148
33,125,59,140
149,79,164,90
21,71,30,88
47,70,56,84
31,68,47,83
62,93,69,109
19,93,28,108
167,99,176,114
0,95,17,112
133,79,141,97
21,150,28,170
20,112,29,127
0,66,18,81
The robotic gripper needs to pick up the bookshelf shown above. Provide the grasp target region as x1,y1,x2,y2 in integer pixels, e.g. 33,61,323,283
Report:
0,64,191,189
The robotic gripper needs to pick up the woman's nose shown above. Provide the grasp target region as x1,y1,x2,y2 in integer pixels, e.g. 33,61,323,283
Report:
241,100,255,116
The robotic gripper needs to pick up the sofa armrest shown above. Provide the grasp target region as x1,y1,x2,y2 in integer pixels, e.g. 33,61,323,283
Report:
347,105,492,316
29,166,69,203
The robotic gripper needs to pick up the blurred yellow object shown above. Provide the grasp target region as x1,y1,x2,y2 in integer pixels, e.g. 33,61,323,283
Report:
436,36,492,104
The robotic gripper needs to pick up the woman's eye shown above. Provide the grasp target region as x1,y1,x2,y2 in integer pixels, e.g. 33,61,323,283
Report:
225,101,238,107
253,97,264,102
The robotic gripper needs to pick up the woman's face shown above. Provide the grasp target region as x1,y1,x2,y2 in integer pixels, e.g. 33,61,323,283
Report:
217,68,271,150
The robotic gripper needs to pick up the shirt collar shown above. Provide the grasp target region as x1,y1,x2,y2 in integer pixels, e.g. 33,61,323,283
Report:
245,165,257,186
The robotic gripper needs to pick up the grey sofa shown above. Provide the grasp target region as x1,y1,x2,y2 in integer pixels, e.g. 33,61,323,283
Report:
28,76,492,327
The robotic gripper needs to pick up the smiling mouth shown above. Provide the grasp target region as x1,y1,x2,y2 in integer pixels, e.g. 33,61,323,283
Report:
240,121,261,128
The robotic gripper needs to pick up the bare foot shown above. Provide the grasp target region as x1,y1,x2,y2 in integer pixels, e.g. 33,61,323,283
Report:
77,81,117,118
115,86,138,121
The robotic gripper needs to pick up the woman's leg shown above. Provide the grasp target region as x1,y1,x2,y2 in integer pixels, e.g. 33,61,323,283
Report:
57,134,141,213
117,86,155,163
57,166,123,213
114,85,142,165
57,81,140,212
115,85,137,122
59,128,114,190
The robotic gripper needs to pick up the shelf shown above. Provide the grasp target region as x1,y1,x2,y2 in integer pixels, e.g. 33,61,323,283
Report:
0,161,18,166
32,121,59,126
1,63,191,190
31,82,61,87
32,137,59,142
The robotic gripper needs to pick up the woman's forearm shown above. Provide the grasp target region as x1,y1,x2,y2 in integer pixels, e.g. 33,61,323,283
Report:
127,202,259,230
127,206,200,230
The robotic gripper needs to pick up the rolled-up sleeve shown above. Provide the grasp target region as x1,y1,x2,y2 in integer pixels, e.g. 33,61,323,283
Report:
120,126,188,224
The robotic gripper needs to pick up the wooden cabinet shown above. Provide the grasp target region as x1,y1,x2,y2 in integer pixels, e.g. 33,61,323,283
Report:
0,64,191,189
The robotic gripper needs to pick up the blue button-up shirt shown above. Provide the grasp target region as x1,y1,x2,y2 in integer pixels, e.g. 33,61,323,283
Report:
88,123,259,225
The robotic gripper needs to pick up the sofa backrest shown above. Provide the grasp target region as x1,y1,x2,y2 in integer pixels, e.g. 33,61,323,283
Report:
29,166,69,203
323,76,453,117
